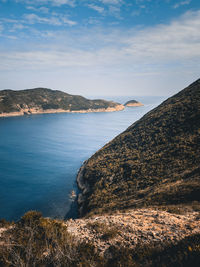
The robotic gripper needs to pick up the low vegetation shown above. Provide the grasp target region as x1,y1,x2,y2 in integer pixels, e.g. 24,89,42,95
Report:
0,211,200,266
77,79,200,216
87,221,120,240
0,211,103,267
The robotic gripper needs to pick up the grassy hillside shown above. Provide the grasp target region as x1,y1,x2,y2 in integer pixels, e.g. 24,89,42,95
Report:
0,87,122,114
77,79,200,216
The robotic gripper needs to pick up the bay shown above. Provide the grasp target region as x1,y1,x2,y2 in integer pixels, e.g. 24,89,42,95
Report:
0,96,166,221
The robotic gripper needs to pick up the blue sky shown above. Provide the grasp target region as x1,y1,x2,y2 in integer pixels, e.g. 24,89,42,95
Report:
0,0,200,96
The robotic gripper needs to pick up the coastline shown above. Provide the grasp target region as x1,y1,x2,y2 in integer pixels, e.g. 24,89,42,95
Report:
125,102,144,107
0,104,124,118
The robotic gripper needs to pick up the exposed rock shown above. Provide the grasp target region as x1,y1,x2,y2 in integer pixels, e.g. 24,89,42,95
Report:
66,208,200,256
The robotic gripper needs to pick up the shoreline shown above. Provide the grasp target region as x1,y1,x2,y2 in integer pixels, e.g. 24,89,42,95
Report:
0,104,124,118
125,102,144,107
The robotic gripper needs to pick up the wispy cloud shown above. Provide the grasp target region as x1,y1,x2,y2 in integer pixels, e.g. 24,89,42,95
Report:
123,10,200,62
23,13,77,26
0,0,199,94
173,0,191,9
1,9,200,72
26,6,49,13
87,4,105,14
49,0,76,7
99,0,124,18
14,0,76,7
9,23,28,32
99,0,123,5
108,5,121,18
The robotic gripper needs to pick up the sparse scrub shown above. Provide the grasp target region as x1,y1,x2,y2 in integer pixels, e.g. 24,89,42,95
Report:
87,221,120,240
0,211,102,267
0,211,200,266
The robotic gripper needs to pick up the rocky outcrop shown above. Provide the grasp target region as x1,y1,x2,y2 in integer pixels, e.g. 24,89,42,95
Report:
66,208,200,256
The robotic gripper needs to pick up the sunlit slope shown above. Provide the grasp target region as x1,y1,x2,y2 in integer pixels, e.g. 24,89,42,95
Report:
77,79,200,216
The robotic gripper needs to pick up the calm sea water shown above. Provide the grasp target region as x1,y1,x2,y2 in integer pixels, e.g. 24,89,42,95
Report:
0,96,166,221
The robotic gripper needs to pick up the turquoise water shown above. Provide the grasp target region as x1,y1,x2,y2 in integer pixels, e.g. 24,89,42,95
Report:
0,96,166,221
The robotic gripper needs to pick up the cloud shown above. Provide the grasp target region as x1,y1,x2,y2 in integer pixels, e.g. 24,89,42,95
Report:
24,13,60,25
0,9,199,95
9,23,28,32
87,4,105,14
108,5,121,18
61,17,77,26
173,0,191,9
50,0,76,7
26,6,49,13
1,18,19,23
123,10,200,63
1,10,200,74
97,0,124,18
99,0,123,5
14,0,76,7
23,13,77,26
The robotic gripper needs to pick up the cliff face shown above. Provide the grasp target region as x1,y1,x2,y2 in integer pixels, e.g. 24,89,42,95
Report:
77,79,200,217
0,88,124,117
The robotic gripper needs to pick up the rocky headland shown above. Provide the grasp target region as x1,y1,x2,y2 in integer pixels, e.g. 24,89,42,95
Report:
0,88,124,117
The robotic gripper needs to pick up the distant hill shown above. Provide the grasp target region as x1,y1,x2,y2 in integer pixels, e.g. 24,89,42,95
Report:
0,88,124,117
124,99,144,107
77,79,200,216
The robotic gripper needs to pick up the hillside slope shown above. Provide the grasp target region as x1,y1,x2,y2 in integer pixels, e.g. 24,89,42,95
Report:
77,79,200,216
0,88,124,117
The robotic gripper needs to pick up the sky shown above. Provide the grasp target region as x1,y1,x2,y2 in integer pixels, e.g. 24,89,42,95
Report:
0,0,200,96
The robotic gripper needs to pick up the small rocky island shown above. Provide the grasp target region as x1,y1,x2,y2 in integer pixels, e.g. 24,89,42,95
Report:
125,99,144,107
0,88,124,117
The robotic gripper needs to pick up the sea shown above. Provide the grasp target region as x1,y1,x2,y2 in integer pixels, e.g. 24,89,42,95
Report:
0,96,166,221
